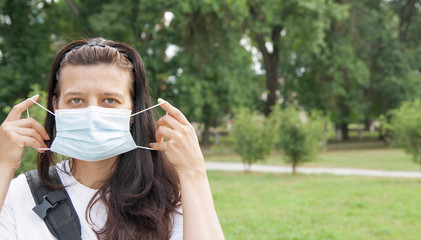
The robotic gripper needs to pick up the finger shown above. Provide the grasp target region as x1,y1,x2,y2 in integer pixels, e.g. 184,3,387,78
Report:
155,125,177,142
156,114,183,131
149,141,168,152
12,127,48,148
4,95,39,122
157,98,189,125
20,135,46,152
11,118,50,140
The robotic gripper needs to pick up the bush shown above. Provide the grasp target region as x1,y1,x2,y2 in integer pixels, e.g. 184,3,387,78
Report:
270,105,326,175
230,108,275,171
382,99,421,169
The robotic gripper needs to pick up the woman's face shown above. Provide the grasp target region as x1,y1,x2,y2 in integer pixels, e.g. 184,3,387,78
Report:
54,64,133,111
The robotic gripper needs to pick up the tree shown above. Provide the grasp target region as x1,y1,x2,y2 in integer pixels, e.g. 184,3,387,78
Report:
0,0,54,121
362,0,421,136
231,108,275,171
296,0,421,140
246,0,344,115
163,0,259,145
270,105,326,175
296,1,370,140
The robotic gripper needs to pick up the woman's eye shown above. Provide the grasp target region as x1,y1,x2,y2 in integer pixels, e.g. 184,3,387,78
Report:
104,98,117,104
70,98,82,104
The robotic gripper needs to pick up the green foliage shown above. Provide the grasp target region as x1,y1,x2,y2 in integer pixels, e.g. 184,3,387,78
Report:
1,0,420,146
270,106,326,174
246,0,347,114
71,0,260,145
296,0,421,139
0,0,54,121
382,99,421,169
2,84,48,175
165,1,259,144
230,108,275,171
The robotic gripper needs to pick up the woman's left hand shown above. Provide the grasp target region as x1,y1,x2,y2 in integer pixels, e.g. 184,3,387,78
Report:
150,99,225,239
149,99,205,175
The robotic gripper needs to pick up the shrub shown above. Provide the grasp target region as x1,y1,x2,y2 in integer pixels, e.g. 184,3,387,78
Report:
382,99,421,169
230,108,275,171
270,105,326,175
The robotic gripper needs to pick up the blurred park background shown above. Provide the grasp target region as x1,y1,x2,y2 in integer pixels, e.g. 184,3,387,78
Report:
1,0,421,239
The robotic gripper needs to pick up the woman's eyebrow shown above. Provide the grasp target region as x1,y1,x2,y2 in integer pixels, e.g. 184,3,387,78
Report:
103,91,124,98
63,91,84,96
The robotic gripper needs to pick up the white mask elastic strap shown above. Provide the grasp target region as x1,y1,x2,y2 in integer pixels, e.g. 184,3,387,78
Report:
37,146,155,151
137,146,155,151
130,101,166,117
38,146,154,151
132,100,165,151
29,98,56,116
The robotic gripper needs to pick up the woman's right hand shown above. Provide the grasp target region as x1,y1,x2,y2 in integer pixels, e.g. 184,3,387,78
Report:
0,95,49,172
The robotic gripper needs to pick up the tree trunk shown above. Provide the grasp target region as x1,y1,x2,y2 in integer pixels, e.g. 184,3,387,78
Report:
341,122,349,141
254,25,283,116
335,124,343,141
364,119,371,131
378,131,385,141
338,100,350,141
292,162,297,175
243,162,252,172
201,120,211,146
213,120,220,145
265,60,278,115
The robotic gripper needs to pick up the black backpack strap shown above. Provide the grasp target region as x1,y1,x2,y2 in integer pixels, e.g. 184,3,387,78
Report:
25,166,82,240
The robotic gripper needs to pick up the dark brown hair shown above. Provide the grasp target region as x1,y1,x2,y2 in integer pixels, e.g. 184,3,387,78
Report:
37,38,181,239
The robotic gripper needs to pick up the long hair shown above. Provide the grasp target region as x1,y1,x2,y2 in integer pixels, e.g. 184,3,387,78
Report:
37,38,181,239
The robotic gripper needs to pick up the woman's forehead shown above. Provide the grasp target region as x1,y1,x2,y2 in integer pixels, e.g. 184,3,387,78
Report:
57,64,133,96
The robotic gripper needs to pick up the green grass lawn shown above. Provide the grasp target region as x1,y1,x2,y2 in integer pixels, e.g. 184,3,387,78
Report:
204,148,421,171
209,171,421,240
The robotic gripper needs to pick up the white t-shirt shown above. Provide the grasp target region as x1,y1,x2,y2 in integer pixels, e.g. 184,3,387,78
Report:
0,160,183,239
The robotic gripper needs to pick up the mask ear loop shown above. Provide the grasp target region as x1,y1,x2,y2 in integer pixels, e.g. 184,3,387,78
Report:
28,98,54,151
28,98,56,116
130,100,166,117
131,100,167,151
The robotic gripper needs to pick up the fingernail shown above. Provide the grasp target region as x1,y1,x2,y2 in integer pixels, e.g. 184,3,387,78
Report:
31,94,39,99
149,143,154,147
158,98,165,103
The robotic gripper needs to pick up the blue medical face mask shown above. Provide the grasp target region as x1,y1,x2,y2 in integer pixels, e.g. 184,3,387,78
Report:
29,99,164,161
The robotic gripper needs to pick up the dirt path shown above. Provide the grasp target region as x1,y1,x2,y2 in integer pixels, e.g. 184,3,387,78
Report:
205,161,421,178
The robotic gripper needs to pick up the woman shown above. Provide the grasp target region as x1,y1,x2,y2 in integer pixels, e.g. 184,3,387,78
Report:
0,38,224,239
